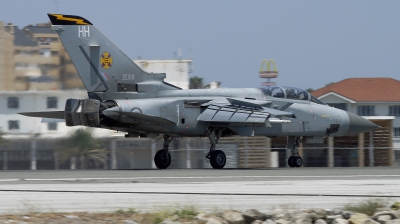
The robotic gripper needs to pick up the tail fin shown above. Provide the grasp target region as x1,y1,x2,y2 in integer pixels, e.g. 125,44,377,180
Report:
48,14,180,93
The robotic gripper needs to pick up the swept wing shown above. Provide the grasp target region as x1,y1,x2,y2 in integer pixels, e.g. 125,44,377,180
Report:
198,97,293,124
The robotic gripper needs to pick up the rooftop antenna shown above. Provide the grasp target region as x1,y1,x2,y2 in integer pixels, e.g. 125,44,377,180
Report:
54,0,59,13
178,48,182,60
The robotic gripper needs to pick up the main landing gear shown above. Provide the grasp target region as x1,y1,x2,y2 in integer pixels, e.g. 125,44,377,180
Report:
205,128,226,169
287,136,303,168
154,128,227,170
154,135,173,169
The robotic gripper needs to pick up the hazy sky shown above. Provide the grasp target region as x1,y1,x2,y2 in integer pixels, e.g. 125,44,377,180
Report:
1,1,399,90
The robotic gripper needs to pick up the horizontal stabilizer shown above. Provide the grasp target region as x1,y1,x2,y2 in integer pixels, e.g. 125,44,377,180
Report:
19,111,65,119
41,118,65,123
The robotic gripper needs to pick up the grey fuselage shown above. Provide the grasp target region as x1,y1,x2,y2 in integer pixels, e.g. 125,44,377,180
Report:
91,87,350,138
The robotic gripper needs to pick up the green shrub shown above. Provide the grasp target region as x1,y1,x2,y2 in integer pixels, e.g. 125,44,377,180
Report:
343,198,389,216
114,208,136,215
391,202,400,210
150,210,171,224
173,206,199,220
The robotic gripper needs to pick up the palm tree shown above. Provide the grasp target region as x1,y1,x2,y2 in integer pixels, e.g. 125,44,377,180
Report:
0,130,8,170
189,76,204,89
0,130,6,145
57,129,108,169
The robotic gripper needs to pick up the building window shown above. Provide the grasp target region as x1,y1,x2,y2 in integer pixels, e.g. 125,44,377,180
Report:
357,106,375,116
27,63,38,69
389,106,400,116
47,122,57,131
47,97,58,109
8,120,19,130
39,48,51,57
7,97,19,109
15,62,26,70
38,37,50,45
329,103,347,111
395,128,400,138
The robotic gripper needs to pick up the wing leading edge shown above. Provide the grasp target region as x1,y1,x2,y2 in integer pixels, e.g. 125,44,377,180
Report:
18,111,65,119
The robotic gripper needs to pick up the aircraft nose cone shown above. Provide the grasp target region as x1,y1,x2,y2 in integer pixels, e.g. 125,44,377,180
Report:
346,111,379,135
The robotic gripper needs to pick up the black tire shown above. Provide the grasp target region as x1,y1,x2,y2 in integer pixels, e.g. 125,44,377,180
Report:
154,150,171,169
288,156,295,167
209,150,226,169
294,156,303,167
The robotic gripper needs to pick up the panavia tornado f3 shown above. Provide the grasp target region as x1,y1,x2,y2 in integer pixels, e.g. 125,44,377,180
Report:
20,14,379,169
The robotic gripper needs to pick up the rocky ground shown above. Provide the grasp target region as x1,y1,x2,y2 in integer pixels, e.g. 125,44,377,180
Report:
2,206,400,224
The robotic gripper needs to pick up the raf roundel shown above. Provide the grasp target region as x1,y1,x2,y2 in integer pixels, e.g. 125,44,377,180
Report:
101,52,113,69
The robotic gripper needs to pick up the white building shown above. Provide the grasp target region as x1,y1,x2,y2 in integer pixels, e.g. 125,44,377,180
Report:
0,90,112,139
311,78,400,148
0,59,192,138
134,59,192,89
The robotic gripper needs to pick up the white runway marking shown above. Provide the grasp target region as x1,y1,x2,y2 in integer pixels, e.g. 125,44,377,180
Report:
0,179,399,213
2,174,400,182
0,179,19,182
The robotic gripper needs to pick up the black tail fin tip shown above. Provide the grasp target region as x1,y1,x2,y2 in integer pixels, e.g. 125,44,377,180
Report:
48,14,93,25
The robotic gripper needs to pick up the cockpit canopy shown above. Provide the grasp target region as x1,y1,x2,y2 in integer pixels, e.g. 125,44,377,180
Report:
259,86,309,100
259,86,325,104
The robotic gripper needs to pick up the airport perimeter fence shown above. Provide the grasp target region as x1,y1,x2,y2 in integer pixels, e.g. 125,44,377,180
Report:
0,137,399,170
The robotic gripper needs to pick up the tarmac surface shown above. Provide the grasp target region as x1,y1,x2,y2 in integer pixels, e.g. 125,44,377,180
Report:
0,167,399,213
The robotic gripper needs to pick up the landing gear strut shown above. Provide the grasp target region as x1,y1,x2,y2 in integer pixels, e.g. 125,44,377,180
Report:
154,135,173,169
287,136,303,168
206,128,226,169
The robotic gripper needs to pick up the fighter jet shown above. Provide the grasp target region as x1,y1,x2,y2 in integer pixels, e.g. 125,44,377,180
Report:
20,14,379,169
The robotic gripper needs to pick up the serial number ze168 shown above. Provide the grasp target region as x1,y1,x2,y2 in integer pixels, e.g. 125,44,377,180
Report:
122,74,135,81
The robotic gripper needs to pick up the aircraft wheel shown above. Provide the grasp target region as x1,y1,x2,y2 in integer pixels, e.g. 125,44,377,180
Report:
294,156,303,167
288,156,295,167
154,150,171,169
209,150,226,169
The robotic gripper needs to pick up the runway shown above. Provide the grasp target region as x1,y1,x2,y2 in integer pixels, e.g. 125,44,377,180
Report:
0,168,399,214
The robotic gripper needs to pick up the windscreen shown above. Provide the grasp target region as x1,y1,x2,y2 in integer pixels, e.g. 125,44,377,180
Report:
260,86,311,101
311,96,326,105
283,87,309,100
259,86,285,98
